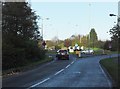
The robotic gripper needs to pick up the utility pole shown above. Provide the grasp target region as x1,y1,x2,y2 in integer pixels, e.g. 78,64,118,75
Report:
88,3,91,50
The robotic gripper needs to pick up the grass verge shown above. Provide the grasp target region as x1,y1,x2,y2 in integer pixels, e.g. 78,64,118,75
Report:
2,56,54,77
99,57,119,87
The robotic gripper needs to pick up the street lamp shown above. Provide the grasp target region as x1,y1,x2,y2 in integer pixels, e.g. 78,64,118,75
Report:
109,13,120,38
109,14,117,17
109,13,120,60
40,17,49,40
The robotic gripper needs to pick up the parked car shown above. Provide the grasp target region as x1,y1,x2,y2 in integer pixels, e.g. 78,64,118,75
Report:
81,49,94,54
56,49,69,60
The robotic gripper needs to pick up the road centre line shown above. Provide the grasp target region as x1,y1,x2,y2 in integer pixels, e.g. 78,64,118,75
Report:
28,60,75,88
29,78,50,88
54,69,64,75
65,64,71,68
71,61,74,64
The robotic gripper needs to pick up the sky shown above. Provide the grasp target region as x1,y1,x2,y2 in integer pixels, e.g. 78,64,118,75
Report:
30,1,118,41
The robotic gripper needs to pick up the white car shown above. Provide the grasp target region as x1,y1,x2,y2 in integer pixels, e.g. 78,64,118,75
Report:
81,49,94,54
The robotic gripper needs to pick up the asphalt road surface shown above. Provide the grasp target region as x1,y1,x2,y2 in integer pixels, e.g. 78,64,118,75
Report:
3,54,118,88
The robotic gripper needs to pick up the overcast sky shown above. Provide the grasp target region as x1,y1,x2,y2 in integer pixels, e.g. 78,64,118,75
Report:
31,2,118,41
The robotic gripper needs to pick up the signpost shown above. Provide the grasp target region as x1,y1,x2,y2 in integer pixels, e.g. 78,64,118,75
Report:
42,41,46,49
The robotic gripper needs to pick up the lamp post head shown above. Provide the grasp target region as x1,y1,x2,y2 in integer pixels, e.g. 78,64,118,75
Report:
109,14,117,16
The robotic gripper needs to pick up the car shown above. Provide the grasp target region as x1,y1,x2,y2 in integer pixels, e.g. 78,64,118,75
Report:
81,49,94,54
56,49,69,60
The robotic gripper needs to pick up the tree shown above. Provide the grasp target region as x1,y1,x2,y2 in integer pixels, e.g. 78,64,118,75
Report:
2,2,44,70
81,35,88,47
103,40,111,50
70,34,81,46
96,40,105,49
2,2,40,42
89,28,98,48
46,40,55,48
109,24,120,51
64,39,72,47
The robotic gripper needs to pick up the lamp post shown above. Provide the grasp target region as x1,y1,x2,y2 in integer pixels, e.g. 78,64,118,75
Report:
109,13,120,40
40,17,49,40
109,13,120,60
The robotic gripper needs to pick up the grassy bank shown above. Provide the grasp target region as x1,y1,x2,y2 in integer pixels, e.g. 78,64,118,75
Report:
2,55,54,77
100,57,119,87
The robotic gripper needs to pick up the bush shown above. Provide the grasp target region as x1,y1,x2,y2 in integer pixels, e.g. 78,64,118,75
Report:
24,40,46,61
2,43,26,70
2,40,46,70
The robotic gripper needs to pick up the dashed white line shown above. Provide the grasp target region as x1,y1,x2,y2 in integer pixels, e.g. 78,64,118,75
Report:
71,61,74,64
28,60,76,88
74,72,81,74
54,69,64,75
65,64,71,68
29,78,50,88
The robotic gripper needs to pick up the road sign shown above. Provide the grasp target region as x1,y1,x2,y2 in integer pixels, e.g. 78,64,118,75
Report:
42,41,46,47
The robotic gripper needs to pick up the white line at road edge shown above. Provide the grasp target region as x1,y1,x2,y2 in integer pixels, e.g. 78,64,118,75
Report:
28,78,50,88
99,64,112,88
54,69,64,75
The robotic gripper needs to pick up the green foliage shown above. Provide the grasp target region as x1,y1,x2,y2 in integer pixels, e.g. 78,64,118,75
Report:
24,40,46,60
2,2,40,41
2,2,45,70
103,40,111,50
64,39,72,47
70,35,81,47
89,28,98,48
46,39,64,50
55,45,61,50
109,25,120,51
95,40,105,49
2,42,26,69
80,35,88,47
100,57,119,87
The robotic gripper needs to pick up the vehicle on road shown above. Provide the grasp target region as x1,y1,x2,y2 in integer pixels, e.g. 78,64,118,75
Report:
56,49,69,60
81,49,94,54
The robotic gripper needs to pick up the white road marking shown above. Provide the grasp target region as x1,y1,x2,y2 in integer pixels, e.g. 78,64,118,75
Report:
71,61,74,64
29,78,50,88
65,64,71,68
28,60,76,88
74,72,81,74
99,64,111,87
54,69,64,75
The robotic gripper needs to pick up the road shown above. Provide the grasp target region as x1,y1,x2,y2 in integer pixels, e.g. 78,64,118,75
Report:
2,54,118,88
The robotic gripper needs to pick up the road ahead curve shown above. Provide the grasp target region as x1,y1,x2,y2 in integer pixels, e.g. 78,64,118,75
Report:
3,54,118,88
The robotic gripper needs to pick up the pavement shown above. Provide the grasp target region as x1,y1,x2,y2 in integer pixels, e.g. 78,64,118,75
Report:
2,54,118,88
